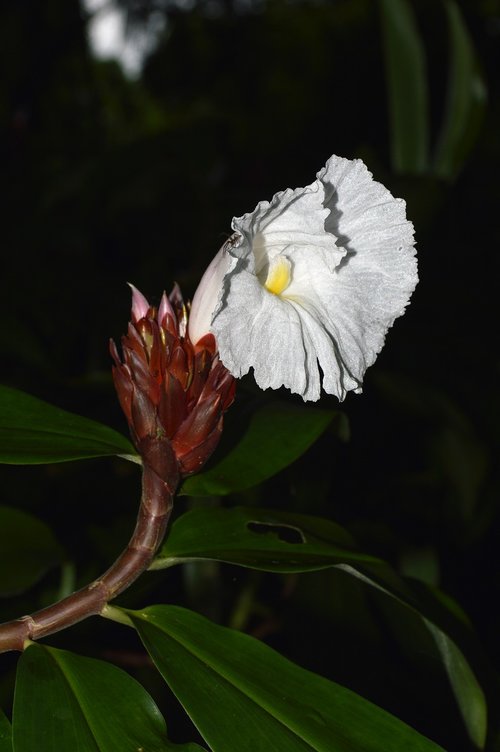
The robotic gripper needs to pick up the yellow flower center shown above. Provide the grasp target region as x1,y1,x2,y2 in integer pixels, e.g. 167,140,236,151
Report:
264,256,292,296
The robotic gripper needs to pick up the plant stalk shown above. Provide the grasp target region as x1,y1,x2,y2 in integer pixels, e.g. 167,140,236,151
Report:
0,459,178,654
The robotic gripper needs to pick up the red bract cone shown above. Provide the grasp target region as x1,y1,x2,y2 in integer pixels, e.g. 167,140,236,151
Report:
110,284,236,482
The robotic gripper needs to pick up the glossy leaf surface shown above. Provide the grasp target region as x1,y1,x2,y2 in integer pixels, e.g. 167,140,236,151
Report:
380,0,429,173
128,605,444,752
0,708,12,752
13,643,205,752
155,507,487,748
0,505,64,596
153,506,380,572
181,402,339,496
433,0,487,179
0,385,136,464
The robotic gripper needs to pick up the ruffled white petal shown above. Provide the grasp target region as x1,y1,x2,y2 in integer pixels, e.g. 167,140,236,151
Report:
206,154,417,401
232,181,346,277
315,156,417,389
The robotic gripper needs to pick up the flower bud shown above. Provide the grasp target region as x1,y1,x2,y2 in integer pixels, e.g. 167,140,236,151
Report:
111,285,235,478
188,244,232,346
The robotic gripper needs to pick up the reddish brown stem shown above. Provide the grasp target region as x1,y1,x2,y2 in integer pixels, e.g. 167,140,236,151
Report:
0,461,177,654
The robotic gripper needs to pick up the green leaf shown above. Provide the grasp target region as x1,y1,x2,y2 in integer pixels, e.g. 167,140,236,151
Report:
154,507,487,748
0,385,136,464
126,604,444,752
380,0,429,174
152,506,380,572
0,506,64,596
433,0,487,179
13,643,205,752
181,402,339,496
424,620,487,749
337,563,488,750
0,707,12,752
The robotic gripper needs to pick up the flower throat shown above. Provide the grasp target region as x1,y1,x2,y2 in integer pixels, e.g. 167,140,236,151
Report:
264,256,292,296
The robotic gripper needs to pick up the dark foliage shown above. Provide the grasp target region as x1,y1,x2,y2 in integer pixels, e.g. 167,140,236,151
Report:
1,0,499,748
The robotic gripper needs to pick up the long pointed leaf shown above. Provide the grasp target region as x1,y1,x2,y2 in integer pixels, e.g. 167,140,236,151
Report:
154,506,487,748
380,0,429,174
0,385,136,464
181,402,340,497
13,643,205,752
127,605,444,752
335,563,487,749
153,506,380,572
433,0,487,179
0,708,12,752
0,506,64,596
425,620,487,749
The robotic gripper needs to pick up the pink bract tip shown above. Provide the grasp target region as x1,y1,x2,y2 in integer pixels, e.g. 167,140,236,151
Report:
158,290,175,328
169,283,187,338
128,283,150,322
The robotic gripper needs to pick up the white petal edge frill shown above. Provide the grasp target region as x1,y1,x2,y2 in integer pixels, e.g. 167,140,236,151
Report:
207,155,418,402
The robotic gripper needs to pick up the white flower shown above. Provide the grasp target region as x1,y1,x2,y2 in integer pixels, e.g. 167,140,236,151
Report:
189,155,417,402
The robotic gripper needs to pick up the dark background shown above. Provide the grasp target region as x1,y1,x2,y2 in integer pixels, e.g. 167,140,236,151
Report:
1,0,500,749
